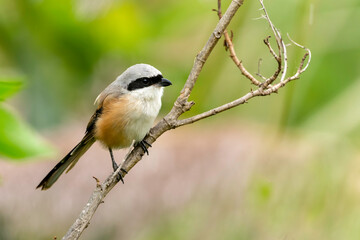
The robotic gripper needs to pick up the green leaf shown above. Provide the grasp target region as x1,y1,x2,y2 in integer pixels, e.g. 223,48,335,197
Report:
0,104,54,160
0,77,24,101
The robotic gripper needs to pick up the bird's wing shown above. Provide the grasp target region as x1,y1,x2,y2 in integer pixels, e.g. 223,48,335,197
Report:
86,104,103,135
87,88,127,135
94,82,127,106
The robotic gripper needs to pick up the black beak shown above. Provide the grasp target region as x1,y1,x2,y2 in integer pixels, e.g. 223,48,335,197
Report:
160,78,172,87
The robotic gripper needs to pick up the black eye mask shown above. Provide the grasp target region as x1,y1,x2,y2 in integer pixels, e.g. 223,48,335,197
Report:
127,75,163,91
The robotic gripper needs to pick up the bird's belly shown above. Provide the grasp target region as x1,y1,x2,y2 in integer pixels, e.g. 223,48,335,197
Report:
124,112,155,143
95,117,133,149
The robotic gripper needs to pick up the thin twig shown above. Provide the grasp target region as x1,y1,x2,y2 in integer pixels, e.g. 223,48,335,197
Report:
263,36,279,60
261,36,281,87
258,0,286,87
287,33,311,73
256,58,267,80
215,0,262,86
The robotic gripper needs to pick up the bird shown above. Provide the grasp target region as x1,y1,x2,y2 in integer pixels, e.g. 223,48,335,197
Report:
36,64,172,190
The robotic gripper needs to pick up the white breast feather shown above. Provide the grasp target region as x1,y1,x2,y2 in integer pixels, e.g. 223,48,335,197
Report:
126,86,163,142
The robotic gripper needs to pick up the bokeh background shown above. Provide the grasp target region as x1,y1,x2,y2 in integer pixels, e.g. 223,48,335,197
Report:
1,0,360,239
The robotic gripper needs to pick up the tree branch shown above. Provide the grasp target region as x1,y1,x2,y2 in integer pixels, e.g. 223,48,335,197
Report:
62,0,311,238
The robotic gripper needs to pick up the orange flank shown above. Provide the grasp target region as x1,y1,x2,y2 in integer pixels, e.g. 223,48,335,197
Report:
95,96,133,148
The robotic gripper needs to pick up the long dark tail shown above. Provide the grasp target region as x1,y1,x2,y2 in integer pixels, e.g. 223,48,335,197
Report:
36,134,95,190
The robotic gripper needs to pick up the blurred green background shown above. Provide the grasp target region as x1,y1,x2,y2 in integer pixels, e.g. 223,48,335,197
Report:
1,0,360,239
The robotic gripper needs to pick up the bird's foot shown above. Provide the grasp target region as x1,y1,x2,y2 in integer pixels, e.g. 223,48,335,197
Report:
115,169,128,184
138,140,152,155
111,160,126,184
115,171,124,184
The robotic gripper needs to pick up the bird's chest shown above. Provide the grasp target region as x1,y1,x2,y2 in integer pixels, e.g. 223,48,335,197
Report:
95,92,161,149
124,95,161,140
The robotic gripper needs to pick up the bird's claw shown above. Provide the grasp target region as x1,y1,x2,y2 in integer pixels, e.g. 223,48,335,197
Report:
139,140,151,155
116,172,124,184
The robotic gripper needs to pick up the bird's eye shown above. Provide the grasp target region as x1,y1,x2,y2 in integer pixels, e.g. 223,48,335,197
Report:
142,78,150,85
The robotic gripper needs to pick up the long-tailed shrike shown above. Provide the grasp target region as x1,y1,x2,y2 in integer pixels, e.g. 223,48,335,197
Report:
37,64,172,190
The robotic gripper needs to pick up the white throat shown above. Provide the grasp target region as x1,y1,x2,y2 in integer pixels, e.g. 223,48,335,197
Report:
129,86,163,115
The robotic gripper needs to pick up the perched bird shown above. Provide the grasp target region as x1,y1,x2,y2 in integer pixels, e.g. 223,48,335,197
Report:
37,64,172,190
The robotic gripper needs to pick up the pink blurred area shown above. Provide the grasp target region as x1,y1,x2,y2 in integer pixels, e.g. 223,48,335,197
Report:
0,122,251,237
0,120,313,239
